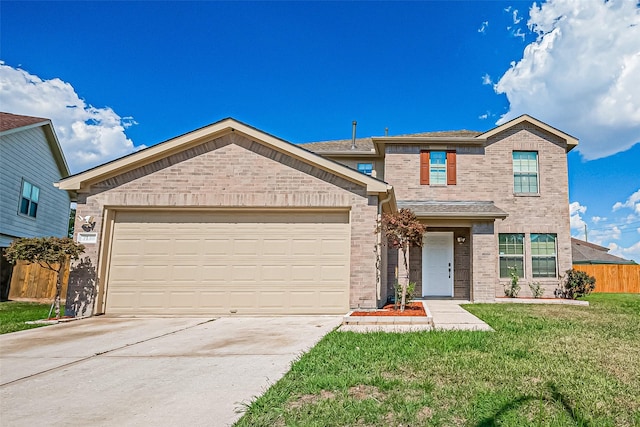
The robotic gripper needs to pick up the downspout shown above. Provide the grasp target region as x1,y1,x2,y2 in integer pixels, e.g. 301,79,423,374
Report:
376,192,393,302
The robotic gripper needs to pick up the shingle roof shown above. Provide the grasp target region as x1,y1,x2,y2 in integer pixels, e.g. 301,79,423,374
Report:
299,130,482,152
0,112,48,133
571,238,635,264
397,200,508,219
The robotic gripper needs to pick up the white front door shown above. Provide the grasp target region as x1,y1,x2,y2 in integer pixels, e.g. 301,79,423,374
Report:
422,232,454,297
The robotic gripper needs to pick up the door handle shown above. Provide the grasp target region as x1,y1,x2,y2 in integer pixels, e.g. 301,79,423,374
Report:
448,262,452,278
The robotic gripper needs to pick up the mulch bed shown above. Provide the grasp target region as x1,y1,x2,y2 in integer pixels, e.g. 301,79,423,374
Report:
350,301,426,317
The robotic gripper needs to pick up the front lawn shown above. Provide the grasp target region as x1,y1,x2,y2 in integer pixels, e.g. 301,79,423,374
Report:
0,301,59,334
236,294,640,426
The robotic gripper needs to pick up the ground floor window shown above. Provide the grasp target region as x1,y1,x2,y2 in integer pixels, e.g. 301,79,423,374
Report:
531,233,557,277
499,233,524,278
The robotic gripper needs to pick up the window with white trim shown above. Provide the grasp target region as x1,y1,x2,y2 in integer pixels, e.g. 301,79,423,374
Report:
531,233,557,277
499,233,524,278
513,151,539,194
19,180,40,218
429,151,447,185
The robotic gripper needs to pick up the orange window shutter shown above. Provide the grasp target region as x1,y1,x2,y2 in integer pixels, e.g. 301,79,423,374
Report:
446,151,457,185
420,151,430,185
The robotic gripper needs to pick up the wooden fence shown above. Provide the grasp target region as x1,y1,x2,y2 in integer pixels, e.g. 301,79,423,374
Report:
8,258,70,302
573,264,640,294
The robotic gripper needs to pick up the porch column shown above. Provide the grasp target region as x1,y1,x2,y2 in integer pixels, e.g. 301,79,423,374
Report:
471,221,497,302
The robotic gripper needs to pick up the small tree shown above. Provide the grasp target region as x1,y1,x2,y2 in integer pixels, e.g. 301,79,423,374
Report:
377,209,426,311
4,237,85,319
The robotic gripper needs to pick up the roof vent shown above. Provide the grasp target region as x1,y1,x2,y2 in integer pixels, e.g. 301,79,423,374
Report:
351,120,357,150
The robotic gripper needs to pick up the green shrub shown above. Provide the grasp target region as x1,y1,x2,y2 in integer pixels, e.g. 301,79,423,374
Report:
528,282,544,298
556,269,596,299
504,266,520,297
393,281,416,309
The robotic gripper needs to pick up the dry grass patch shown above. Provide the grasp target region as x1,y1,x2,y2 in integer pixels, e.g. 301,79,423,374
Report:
287,390,336,409
348,385,384,401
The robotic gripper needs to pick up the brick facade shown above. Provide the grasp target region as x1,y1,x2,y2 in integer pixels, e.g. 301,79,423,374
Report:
69,133,380,316
380,124,572,301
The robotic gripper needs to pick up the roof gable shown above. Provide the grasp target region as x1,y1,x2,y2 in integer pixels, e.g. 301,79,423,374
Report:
480,114,578,152
0,112,70,179
0,112,48,132
57,118,392,195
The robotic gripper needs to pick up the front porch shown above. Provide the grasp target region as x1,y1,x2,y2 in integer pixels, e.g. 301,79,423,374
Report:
386,201,508,303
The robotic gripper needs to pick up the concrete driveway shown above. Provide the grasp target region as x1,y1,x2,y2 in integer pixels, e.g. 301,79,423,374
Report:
0,315,341,426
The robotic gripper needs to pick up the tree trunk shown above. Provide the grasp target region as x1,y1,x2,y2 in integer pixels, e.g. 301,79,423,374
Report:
53,260,63,320
400,246,409,312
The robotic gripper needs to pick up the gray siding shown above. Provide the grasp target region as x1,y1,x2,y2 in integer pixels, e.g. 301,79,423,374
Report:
0,126,71,246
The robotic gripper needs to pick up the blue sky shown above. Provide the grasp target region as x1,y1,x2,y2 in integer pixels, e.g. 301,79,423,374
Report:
1,1,639,261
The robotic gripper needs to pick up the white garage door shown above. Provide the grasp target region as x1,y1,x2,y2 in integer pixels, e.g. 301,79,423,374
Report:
105,210,350,315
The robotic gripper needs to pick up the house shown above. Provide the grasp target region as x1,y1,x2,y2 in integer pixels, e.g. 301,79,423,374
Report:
306,115,576,300
571,238,635,265
57,114,576,316
0,112,72,299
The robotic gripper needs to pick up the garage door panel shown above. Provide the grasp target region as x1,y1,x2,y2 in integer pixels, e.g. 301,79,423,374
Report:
138,291,165,309
199,291,228,309
230,291,258,308
263,240,289,256
203,239,230,255
321,265,348,281
141,265,170,281
260,291,286,307
106,210,350,315
262,265,288,281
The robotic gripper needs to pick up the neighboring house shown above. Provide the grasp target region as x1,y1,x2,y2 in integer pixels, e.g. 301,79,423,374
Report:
0,112,72,299
58,114,576,317
571,238,635,265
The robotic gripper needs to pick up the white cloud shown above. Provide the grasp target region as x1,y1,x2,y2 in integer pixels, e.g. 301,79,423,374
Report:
591,216,606,224
591,225,621,244
478,113,489,120
482,73,493,85
512,28,526,41
478,21,489,34
494,0,640,160
0,62,142,173
513,10,523,25
612,189,640,215
609,240,640,263
569,201,587,231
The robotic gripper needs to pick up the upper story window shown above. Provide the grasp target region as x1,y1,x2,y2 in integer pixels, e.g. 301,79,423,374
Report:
513,151,538,194
420,150,457,185
499,233,525,278
357,163,373,176
19,180,40,218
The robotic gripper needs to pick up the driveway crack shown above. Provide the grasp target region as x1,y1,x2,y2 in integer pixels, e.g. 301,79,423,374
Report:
0,318,216,387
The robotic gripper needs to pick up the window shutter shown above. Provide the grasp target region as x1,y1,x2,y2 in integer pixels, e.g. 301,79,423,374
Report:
420,151,430,185
446,151,457,185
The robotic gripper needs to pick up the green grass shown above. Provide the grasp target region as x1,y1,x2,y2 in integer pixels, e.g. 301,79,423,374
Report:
235,294,640,427
0,301,61,334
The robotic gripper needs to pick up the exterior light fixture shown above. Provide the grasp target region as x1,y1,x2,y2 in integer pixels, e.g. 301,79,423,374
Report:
456,236,466,244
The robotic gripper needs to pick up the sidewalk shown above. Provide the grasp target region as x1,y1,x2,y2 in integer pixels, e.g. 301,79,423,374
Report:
338,300,492,332
426,300,493,331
